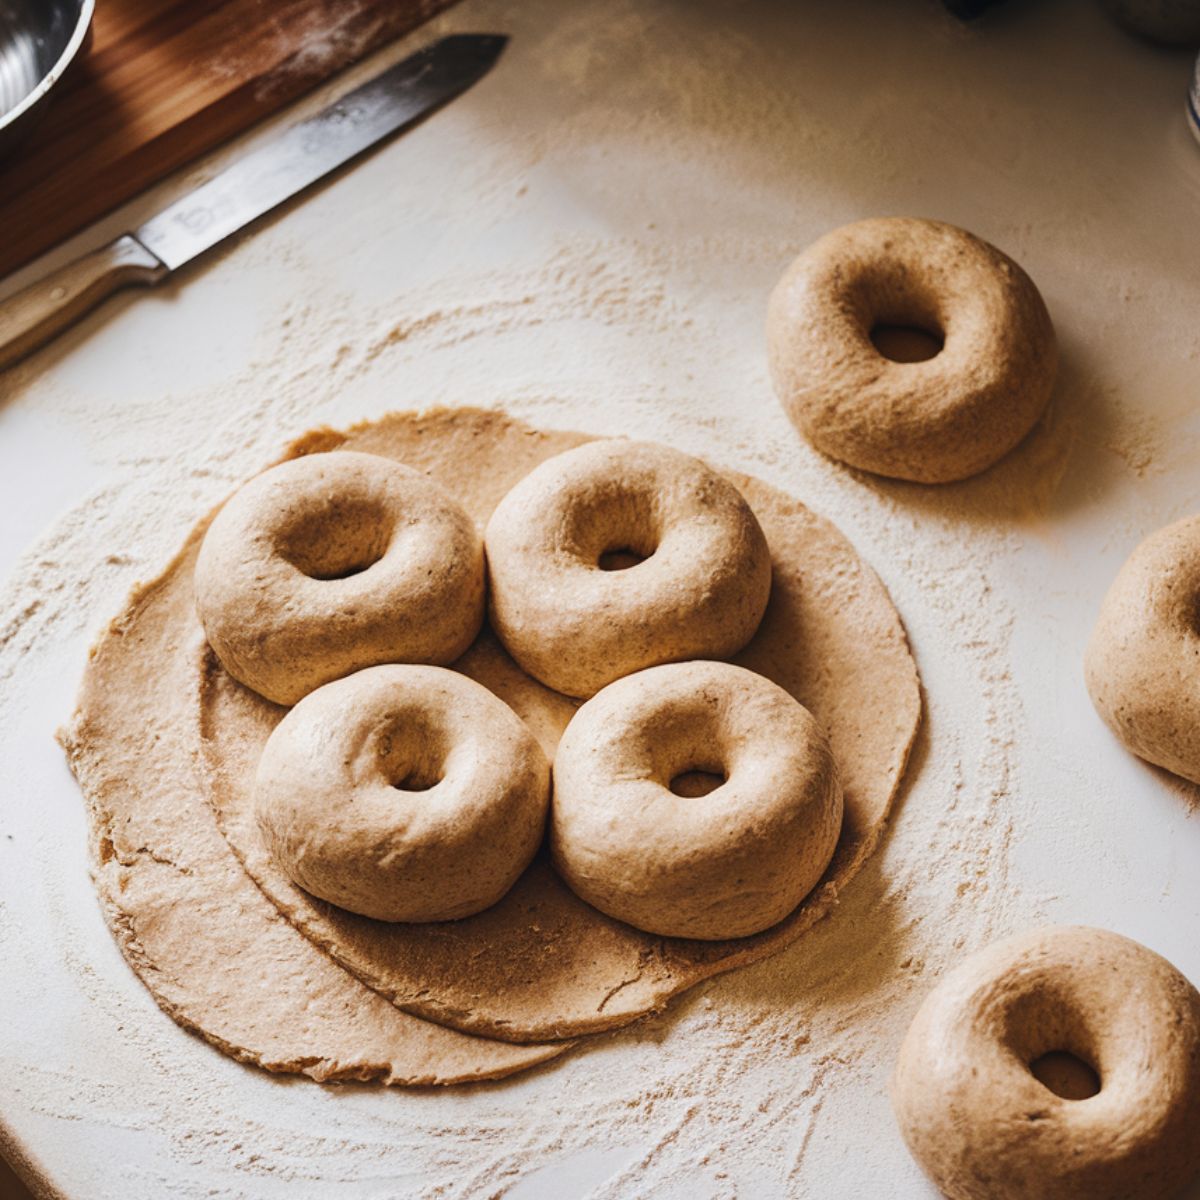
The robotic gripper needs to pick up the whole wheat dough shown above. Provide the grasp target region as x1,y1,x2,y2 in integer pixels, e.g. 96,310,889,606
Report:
767,217,1057,484
892,926,1200,1200
1084,514,1200,785
200,409,921,1043
59,526,566,1086
255,663,550,922
195,451,484,705
549,660,843,940
484,439,772,697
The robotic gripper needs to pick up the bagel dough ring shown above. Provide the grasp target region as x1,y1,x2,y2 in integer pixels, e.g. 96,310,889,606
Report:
1085,515,1200,784
195,450,484,705
550,660,843,940
892,926,1200,1200
484,439,772,697
255,664,550,923
767,216,1057,484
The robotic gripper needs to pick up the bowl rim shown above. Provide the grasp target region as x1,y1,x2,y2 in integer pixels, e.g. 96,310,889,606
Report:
0,0,96,136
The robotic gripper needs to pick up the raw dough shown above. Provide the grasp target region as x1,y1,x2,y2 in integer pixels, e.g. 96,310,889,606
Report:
485,439,772,697
1084,515,1200,784
195,451,484,705
549,660,843,940
200,409,921,1042
59,528,567,1086
767,217,1057,484
891,925,1200,1200
256,664,550,922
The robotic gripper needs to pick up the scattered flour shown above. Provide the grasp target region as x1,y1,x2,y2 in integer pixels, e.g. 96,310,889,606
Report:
1,0,1197,1196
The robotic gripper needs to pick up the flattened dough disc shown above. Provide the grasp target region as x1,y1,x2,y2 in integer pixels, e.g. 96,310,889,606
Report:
201,409,922,1042
62,528,568,1085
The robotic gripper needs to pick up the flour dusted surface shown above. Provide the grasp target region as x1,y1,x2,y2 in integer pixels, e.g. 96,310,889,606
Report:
2,0,1200,1196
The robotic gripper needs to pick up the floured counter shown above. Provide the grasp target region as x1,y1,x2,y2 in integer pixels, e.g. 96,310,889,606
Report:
1,0,1200,1196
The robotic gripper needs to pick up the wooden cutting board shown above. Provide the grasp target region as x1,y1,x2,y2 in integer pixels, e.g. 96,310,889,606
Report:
0,0,458,281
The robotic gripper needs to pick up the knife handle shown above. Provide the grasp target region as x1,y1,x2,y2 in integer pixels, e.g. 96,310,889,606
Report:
0,235,168,371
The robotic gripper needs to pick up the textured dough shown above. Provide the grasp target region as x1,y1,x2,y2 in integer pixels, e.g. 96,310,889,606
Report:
485,440,772,697
255,664,550,922
201,408,921,1042
59,527,566,1086
891,926,1200,1200
767,217,1057,483
1084,515,1200,784
195,451,484,705
550,660,843,939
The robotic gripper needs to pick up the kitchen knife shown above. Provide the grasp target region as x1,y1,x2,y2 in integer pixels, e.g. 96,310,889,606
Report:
0,33,507,371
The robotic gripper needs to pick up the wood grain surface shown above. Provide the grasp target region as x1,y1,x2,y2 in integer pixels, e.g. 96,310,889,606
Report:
0,1156,33,1200
0,0,457,281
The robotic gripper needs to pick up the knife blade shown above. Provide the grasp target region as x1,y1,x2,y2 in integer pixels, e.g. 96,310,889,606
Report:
0,33,507,371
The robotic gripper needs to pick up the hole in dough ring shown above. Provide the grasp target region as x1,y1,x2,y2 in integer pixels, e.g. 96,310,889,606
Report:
484,439,773,697
1085,515,1200,784
549,660,843,940
767,216,1057,484
194,450,484,706
255,664,550,923
892,926,1200,1200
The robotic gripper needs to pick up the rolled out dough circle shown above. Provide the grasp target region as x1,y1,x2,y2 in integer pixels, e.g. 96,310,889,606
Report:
61,523,568,1086
201,408,922,1042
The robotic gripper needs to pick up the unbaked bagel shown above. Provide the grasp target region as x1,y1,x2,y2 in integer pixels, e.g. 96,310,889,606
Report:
484,439,772,698
1085,515,1200,784
254,664,549,922
549,660,842,940
767,216,1057,483
892,926,1200,1200
195,450,484,706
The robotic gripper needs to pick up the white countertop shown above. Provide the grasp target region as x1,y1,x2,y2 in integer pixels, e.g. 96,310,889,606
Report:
2,1,1200,1197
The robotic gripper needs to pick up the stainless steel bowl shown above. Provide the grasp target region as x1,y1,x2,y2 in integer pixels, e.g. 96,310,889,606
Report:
0,0,94,157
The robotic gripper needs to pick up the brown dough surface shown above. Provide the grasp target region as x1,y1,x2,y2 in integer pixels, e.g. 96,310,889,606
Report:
549,660,843,941
201,409,922,1042
1084,514,1200,785
61,528,567,1086
891,926,1200,1200
767,217,1057,484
